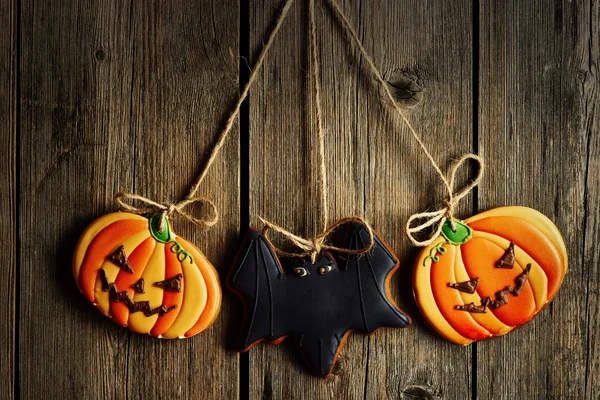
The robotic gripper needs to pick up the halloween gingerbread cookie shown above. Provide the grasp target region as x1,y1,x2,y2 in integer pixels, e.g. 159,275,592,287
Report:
228,220,411,376
73,212,221,338
413,206,567,345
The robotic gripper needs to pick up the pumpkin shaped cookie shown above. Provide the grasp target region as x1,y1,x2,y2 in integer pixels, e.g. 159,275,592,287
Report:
73,212,221,338
413,206,567,345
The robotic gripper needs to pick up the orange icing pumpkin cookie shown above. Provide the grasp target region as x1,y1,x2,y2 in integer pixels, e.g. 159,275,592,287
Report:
73,212,221,338
413,206,567,345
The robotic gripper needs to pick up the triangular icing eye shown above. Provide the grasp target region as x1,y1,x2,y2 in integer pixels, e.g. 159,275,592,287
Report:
495,242,516,269
293,267,308,277
108,245,134,273
154,274,183,292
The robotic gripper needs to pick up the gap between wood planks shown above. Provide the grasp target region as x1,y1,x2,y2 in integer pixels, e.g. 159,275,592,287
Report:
239,0,251,399
471,1,480,399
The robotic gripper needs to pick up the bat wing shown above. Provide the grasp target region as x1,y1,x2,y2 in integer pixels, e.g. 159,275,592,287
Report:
334,220,412,332
227,229,286,350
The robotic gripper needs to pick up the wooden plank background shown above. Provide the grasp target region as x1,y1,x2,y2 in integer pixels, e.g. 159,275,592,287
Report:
0,0,16,396
18,0,239,398
2,0,597,398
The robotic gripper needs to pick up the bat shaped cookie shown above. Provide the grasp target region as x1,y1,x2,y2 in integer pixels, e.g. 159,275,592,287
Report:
227,220,411,376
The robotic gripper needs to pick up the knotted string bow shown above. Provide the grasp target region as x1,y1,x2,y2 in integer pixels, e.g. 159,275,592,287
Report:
113,0,294,228
405,154,484,246
114,192,218,228
255,0,376,263
325,0,486,247
260,216,375,264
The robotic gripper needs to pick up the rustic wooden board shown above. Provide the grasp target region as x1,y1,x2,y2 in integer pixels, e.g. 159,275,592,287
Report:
0,0,16,397
580,6,600,397
123,1,240,399
580,5,600,398
10,0,599,398
478,0,599,398
247,0,474,398
19,0,239,398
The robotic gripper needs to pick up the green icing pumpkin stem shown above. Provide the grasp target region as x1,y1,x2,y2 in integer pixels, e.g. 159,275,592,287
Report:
441,219,472,245
149,214,194,264
149,214,172,243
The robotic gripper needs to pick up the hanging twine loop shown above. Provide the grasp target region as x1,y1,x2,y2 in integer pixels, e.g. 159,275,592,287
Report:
113,0,295,228
325,0,486,247
405,154,485,246
115,192,219,227
256,0,375,263
260,216,375,264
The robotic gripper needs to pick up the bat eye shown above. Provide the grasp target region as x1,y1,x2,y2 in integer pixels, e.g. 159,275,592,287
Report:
293,267,308,277
318,265,332,275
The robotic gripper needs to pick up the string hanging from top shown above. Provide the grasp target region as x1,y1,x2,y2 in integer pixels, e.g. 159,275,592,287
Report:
324,0,484,246
115,0,297,227
256,0,375,263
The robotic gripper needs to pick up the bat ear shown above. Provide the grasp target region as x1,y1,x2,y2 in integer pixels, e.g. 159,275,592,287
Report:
327,219,377,267
325,220,351,248
342,219,372,241
327,219,370,243
332,219,404,278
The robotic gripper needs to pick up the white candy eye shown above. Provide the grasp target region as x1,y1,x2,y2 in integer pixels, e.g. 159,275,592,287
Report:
318,265,332,275
294,267,308,277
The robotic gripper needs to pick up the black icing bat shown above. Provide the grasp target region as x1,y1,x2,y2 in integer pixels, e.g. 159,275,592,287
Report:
227,220,411,377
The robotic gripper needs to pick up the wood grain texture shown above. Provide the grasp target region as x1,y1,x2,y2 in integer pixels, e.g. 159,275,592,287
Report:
20,0,239,398
124,1,239,398
20,2,131,396
581,7,600,399
247,0,473,398
13,0,599,398
478,0,599,398
0,0,16,398
581,4,600,398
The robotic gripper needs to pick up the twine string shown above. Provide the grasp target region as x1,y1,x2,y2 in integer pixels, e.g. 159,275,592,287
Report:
325,0,452,195
115,192,219,227
309,0,329,234
115,0,296,226
325,0,485,246
405,154,484,246
260,216,374,263
116,0,477,250
258,0,374,263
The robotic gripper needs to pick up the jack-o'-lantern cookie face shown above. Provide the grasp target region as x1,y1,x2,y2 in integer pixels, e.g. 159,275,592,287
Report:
413,206,567,345
73,212,221,338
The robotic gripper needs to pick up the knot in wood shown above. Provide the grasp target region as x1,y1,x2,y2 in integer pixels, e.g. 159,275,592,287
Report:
386,69,424,108
94,49,106,61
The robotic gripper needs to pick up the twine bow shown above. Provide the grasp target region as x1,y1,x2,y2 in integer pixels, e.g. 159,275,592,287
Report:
255,0,376,263
405,153,484,246
111,0,295,229
324,0,487,247
258,0,374,264
259,216,375,263
114,192,218,227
